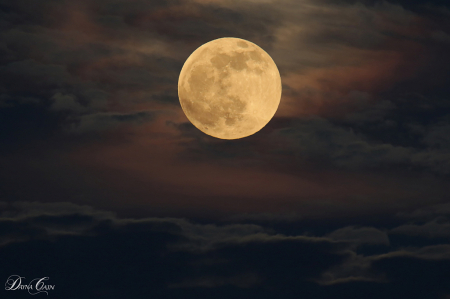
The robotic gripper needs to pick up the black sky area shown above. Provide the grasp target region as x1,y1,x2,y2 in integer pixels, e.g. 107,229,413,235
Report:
1,0,450,297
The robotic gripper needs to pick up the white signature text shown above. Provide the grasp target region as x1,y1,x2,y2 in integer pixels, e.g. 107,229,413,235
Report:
5,275,55,295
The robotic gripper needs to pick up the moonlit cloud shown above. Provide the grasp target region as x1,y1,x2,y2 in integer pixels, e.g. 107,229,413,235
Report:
2,200,450,296
1,0,450,296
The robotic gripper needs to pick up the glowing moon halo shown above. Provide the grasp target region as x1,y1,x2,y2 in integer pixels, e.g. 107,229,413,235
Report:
178,37,282,139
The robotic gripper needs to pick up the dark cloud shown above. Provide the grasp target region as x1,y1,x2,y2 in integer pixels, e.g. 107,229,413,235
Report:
69,111,158,132
0,59,73,91
185,106,449,174
1,0,450,296
423,123,450,149
397,202,450,220
169,272,261,289
390,202,450,239
1,201,450,298
0,201,343,297
327,226,390,246
0,0,448,217
391,220,450,238
272,116,414,170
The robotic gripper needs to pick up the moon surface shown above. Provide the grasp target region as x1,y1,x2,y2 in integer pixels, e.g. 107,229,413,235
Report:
178,37,282,139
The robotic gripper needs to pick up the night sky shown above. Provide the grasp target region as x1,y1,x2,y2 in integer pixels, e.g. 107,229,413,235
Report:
1,0,450,298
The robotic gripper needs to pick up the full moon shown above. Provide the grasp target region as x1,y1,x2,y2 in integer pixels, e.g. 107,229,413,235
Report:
178,37,282,139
